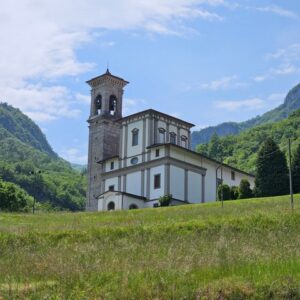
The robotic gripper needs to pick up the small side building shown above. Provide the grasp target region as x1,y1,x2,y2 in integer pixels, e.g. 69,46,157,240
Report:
86,70,255,211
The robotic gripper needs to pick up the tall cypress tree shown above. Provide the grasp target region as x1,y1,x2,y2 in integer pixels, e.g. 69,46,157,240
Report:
292,144,300,193
255,138,289,197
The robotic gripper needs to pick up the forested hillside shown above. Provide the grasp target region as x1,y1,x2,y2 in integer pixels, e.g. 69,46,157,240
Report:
196,109,300,174
192,82,300,147
0,103,86,211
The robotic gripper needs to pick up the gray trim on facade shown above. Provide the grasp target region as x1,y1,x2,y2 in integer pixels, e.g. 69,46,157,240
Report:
142,119,146,162
101,155,206,181
188,130,192,150
164,164,170,195
154,118,158,144
147,143,255,178
141,169,145,197
101,179,105,194
123,174,127,192
184,169,188,201
97,190,147,201
177,127,180,145
166,123,170,143
124,124,128,167
146,168,150,199
147,117,152,161
118,175,121,191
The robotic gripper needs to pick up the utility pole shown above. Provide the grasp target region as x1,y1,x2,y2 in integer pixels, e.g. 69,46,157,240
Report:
221,156,224,208
288,138,294,209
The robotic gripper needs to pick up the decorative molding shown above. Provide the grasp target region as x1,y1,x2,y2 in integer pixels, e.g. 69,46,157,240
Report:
101,156,206,180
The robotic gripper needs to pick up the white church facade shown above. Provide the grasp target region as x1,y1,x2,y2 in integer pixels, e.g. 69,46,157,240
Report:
86,70,255,211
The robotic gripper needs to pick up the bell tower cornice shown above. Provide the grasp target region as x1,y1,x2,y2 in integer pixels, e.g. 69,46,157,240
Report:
86,69,129,89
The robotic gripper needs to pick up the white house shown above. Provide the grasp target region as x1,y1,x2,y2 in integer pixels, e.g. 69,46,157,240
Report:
86,70,255,211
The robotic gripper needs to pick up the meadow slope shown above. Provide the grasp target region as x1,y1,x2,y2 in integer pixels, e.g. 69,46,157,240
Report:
1,195,300,299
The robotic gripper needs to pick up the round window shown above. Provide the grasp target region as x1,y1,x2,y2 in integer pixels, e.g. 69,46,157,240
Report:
130,157,138,165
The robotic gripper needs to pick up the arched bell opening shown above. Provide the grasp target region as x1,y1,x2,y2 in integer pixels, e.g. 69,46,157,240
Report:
95,95,102,115
109,95,117,116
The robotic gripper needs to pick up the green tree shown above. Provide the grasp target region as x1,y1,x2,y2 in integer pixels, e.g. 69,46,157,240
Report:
292,144,300,193
217,184,231,201
208,133,223,160
0,180,33,212
255,138,289,197
239,179,253,199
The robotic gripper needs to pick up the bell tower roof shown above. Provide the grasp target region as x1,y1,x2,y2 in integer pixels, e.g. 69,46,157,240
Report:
86,69,129,88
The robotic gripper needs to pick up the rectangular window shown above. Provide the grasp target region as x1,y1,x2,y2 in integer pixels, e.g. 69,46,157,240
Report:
170,133,176,144
181,136,188,148
132,129,139,146
154,174,161,189
231,171,235,181
109,185,115,191
155,149,160,157
158,128,166,144
110,161,114,170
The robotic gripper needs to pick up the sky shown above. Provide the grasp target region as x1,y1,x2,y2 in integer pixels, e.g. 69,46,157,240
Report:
1,0,300,164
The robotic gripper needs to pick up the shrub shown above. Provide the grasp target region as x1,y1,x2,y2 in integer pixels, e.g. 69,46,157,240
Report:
158,194,172,207
239,179,253,199
217,184,231,201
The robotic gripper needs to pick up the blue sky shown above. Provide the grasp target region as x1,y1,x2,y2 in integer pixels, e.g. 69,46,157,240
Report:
1,0,300,164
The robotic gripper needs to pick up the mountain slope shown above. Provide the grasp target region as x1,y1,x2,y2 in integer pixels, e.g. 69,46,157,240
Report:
0,103,56,156
196,109,300,174
191,83,300,148
0,103,86,210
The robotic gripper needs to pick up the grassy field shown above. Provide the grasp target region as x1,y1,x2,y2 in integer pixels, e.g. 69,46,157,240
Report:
1,195,300,299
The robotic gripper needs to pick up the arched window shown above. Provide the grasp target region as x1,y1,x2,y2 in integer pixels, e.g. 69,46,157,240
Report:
181,135,188,148
95,95,102,115
132,128,139,146
129,204,138,210
158,128,166,144
109,95,117,115
107,202,115,211
170,132,177,144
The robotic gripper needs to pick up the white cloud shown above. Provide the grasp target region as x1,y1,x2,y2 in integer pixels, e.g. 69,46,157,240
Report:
60,147,88,164
0,84,81,122
199,75,247,90
266,93,285,107
254,75,268,82
214,98,265,111
192,124,209,131
0,0,227,122
100,41,116,48
75,93,90,104
256,5,299,20
271,64,298,75
123,98,148,115
254,44,300,82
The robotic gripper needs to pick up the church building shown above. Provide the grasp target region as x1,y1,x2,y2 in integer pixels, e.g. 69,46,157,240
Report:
86,70,255,211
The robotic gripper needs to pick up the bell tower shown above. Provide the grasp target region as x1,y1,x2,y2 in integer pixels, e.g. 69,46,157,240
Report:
86,69,129,211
